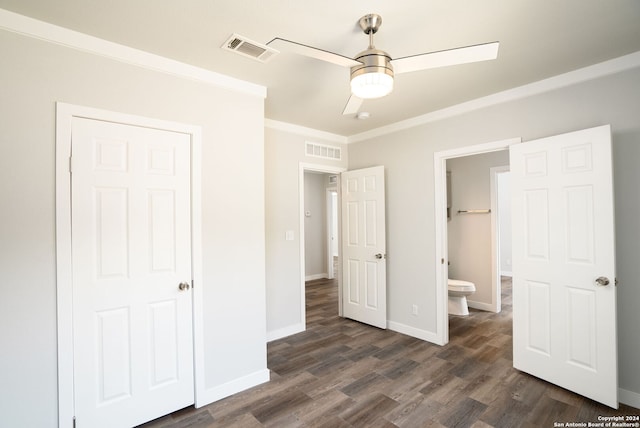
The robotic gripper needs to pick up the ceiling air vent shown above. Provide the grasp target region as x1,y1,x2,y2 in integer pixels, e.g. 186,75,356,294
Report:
222,34,279,63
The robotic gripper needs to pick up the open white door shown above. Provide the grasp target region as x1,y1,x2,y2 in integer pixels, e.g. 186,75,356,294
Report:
510,125,617,408
341,166,387,329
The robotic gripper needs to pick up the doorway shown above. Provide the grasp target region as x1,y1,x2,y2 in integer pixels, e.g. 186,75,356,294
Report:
433,138,520,345
299,163,346,326
55,103,204,428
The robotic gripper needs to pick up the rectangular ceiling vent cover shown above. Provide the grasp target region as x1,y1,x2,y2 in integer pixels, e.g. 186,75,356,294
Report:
305,142,342,161
222,34,279,63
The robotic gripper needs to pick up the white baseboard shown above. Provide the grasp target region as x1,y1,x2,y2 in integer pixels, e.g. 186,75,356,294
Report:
305,273,328,281
195,369,270,408
500,271,513,277
387,321,444,345
619,387,640,409
266,322,305,342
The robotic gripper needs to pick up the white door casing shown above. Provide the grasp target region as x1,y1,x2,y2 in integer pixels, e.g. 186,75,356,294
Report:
433,138,521,345
341,166,387,329
510,125,618,408
56,103,204,428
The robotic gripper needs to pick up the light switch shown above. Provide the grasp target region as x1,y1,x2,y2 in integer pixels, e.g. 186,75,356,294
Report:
285,230,294,241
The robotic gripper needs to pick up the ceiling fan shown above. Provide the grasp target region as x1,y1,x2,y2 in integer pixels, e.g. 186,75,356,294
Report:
267,14,499,115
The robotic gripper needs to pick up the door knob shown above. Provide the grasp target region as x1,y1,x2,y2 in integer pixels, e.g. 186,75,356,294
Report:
595,276,610,286
178,282,190,291
375,253,385,259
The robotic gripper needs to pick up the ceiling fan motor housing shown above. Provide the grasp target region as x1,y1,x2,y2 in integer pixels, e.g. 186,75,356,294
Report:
350,48,394,99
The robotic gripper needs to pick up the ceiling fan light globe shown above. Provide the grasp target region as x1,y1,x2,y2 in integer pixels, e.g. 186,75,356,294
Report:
350,72,393,99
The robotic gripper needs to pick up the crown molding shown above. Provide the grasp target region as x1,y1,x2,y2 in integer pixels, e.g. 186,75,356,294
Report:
265,119,348,144
348,50,640,143
0,8,266,98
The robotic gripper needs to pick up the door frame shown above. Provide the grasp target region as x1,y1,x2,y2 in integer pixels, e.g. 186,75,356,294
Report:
299,163,346,326
433,137,520,345
326,187,338,279
55,103,204,427
489,165,511,313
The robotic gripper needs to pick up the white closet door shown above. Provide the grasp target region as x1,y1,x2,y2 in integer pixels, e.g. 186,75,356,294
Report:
71,117,194,427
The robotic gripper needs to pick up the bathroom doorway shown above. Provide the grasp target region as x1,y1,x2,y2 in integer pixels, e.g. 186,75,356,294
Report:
434,138,520,345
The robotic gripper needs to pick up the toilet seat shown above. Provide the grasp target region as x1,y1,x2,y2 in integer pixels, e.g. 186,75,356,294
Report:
448,279,476,293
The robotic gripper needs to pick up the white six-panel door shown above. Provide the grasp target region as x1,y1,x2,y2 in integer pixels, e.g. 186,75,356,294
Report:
341,166,387,329
510,125,617,408
71,117,194,427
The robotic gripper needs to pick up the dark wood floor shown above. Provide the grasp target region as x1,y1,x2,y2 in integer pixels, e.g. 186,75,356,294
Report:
140,277,638,427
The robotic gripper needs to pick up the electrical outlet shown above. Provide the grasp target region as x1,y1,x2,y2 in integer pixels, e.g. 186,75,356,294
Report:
412,304,418,316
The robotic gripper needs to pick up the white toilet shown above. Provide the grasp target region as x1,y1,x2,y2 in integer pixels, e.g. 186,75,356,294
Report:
448,279,476,316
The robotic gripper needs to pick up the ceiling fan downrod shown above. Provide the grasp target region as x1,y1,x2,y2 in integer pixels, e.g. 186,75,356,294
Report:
359,13,382,48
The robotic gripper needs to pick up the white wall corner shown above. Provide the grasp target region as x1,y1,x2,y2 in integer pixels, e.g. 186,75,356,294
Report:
265,119,349,144
196,369,270,408
619,388,640,409
387,321,444,346
266,323,305,342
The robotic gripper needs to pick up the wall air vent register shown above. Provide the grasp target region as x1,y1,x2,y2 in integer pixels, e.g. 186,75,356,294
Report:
305,142,342,160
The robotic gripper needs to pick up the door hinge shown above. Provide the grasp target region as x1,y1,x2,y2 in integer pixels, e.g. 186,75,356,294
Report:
441,258,445,265
191,279,194,289
615,278,618,286
73,416,76,428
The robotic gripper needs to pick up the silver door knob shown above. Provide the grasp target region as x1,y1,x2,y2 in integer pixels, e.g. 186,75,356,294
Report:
375,253,384,259
178,282,190,291
595,276,610,286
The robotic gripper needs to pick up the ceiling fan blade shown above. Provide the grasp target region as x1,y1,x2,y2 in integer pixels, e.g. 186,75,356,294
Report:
391,41,499,75
342,95,363,115
267,37,362,68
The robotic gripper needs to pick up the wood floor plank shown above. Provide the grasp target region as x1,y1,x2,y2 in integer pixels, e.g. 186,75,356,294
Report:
138,276,638,428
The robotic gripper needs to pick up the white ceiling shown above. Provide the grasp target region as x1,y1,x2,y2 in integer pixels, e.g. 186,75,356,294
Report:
2,0,639,136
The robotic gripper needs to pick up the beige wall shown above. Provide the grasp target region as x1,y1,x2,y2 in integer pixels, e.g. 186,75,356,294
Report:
265,126,347,339
0,30,267,427
304,171,328,278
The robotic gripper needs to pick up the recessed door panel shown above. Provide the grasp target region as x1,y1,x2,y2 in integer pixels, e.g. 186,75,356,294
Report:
347,259,360,304
149,300,179,388
525,281,550,356
562,144,592,174
347,201,359,246
94,138,128,172
524,189,549,261
565,185,595,264
364,200,377,247
523,152,547,177
96,307,131,405
365,261,378,309
147,146,175,176
566,287,597,370
149,190,176,272
96,188,129,279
